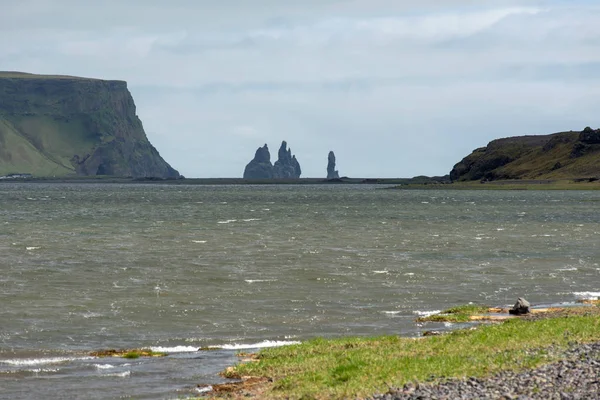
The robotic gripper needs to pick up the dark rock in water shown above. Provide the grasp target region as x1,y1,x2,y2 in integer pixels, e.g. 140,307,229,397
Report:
243,144,274,179
509,297,531,315
327,151,340,179
273,141,301,178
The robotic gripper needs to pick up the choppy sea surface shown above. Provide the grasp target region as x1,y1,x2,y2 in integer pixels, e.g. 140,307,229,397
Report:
0,183,599,399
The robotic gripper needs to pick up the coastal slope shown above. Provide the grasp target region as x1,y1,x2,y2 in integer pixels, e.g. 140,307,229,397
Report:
450,127,600,182
0,72,179,178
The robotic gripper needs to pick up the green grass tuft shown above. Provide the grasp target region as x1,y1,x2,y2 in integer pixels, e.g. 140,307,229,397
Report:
123,351,141,359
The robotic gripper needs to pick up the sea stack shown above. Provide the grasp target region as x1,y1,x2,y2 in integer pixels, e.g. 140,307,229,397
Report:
243,141,301,179
327,151,340,179
273,141,302,178
243,144,274,179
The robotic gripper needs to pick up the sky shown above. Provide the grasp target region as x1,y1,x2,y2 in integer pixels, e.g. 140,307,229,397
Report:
2,0,600,178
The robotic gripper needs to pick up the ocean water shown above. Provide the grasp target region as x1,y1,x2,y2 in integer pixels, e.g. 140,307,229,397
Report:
0,183,599,399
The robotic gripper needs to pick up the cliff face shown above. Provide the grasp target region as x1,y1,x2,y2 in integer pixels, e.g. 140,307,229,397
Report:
0,72,179,178
450,128,600,181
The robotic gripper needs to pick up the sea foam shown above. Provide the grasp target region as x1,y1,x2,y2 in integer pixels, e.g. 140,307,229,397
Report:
1,356,94,366
149,346,198,353
573,291,600,300
413,310,442,318
208,340,300,350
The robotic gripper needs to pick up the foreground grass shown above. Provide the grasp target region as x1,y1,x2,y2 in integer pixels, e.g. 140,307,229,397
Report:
218,311,600,399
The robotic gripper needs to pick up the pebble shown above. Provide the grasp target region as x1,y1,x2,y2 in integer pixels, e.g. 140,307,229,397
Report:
366,342,600,400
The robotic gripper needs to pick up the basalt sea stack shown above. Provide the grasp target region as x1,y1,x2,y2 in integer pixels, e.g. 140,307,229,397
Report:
243,144,275,179
0,71,179,178
243,141,301,179
327,151,340,179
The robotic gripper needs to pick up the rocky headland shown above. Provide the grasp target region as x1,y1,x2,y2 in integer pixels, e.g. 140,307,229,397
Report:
0,71,179,178
450,127,600,182
243,141,301,179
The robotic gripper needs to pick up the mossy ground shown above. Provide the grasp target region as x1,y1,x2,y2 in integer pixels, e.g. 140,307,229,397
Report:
207,306,600,399
415,304,491,323
90,348,167,358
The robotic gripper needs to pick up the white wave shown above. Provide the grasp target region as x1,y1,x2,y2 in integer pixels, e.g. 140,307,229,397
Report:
1,356,94,366
244,279,276,283
242,218,261,222
150,346,198,353
217,220,237,224
82,312,105,319
196,386,213,394
209,340,300,350
404,273,415,276
25,368,60,373
103,370,130,378
192,240,207,244
573,291,600,300
412,310,441,318
94,364,116,370
382,311,401,315
558,267,578,272
26,246,40,251
372,270,389,274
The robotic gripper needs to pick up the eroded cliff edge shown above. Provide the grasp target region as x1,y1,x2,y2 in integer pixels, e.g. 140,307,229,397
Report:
0,72,179,178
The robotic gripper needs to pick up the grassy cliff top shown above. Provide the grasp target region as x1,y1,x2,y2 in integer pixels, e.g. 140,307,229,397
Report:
0,71,121,82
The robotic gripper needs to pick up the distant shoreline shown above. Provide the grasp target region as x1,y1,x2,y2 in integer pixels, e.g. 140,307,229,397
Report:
0,177,424,185
2,177,600,189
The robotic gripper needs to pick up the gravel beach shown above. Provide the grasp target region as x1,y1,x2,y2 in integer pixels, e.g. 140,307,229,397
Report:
368,341,600,400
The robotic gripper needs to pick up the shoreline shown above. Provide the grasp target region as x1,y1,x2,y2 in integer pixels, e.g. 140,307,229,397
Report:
201,299,600,399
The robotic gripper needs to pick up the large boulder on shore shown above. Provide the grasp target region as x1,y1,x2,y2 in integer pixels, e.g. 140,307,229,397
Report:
509,297,531,315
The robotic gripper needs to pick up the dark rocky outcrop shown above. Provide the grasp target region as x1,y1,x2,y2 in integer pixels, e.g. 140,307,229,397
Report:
450,128,600,181
327,151,340,179
243,144,274,179
273,141,301,178
579,126,600,144
243,141,301,179
0,71,179,178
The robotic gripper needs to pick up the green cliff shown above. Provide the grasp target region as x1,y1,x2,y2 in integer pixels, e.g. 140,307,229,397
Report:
0,72,179,178
450,127,600,182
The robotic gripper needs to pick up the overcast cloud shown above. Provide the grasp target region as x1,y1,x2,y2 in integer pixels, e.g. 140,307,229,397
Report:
2,0,600,178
